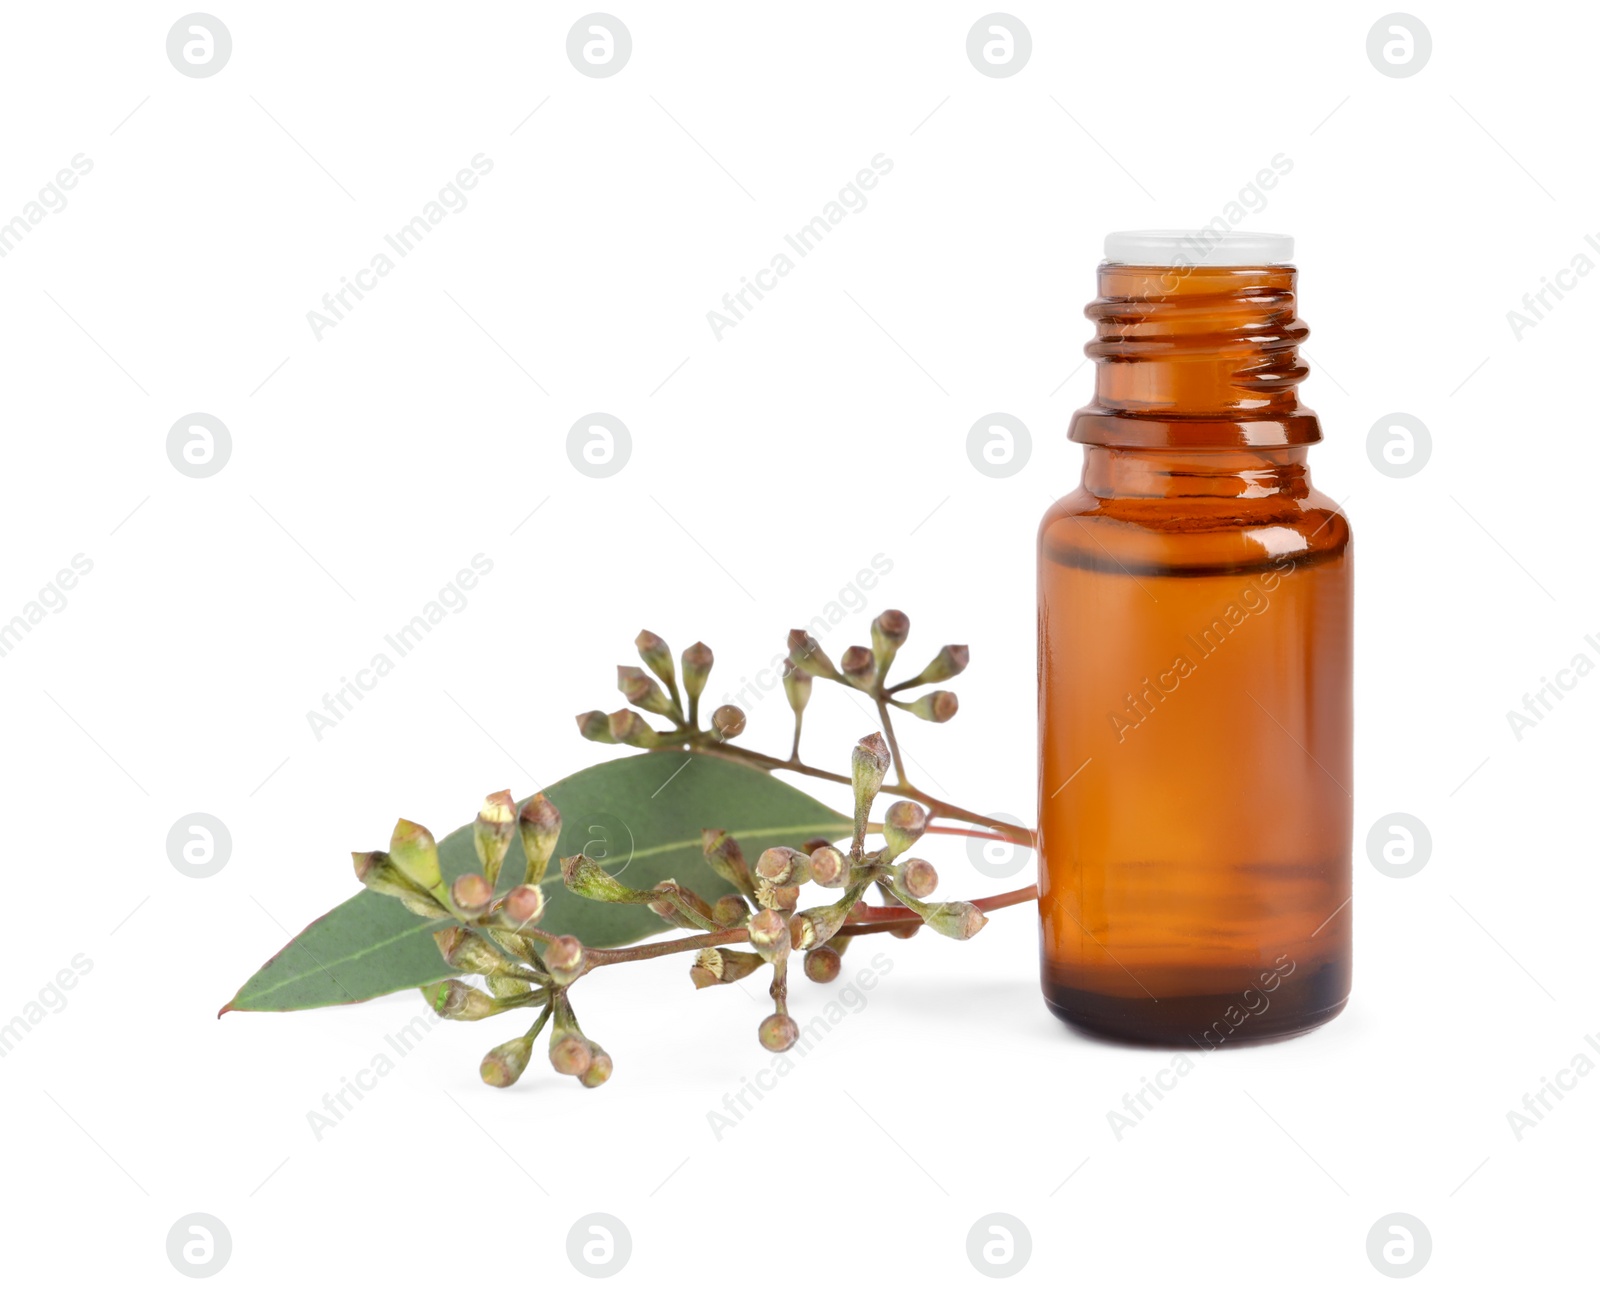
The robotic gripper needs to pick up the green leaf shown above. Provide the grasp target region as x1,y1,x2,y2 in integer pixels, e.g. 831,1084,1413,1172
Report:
221,751,849,1013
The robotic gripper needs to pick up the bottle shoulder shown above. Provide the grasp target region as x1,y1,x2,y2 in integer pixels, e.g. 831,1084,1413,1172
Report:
1040,486,1351,575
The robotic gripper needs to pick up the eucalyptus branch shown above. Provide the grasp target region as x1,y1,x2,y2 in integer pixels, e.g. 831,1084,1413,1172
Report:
348,608,1040,1091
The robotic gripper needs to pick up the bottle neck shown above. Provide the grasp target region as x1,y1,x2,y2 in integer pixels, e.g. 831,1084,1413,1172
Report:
1069,263,1321,450
1082,445,1312,500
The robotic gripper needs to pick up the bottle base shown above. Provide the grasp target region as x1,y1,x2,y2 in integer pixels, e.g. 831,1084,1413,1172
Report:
1042,960,1348,1048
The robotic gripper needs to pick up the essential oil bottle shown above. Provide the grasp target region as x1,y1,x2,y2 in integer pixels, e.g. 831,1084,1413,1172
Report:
1037,231,1352,1045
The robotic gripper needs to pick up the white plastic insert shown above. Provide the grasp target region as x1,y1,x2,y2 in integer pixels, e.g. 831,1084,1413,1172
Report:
1104,229,1294,267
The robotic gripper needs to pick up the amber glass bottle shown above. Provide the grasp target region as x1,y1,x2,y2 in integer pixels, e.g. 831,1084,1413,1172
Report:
1038,231,1351,1046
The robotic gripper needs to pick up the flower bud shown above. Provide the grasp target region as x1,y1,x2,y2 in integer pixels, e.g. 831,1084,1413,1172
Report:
681,641,714,706
900,644,969,688
648,879,716,930
550,1032,593,1076
618,665,676,718
755,879,801,911
758,1013,799,1053
473,790,517,888
808,844,849,888
756,847,812,887
434,926,515,976
580,1046,613,1088
919,900,988,940
710,894,750,926
389,819,442,893
609,709,664,747
517,793,562,888
423,978,515,1021
544,935,586,985
702,829,755,898
851,733,892,839
690,946,764,988
635,630,676,689
871,610,910,675
897,690,959,723
711,704,745,740
352,850,418,900
787,629,841,680
561,853,652,904
793,897,851,949
782,659,812,714
451,872,494,918
840,645,878,691
500,883,545,929
576,710,618,743
898,857,939,900
480,1034,535,1087
747,909,791,963
881,800,928,859
804,945,842,984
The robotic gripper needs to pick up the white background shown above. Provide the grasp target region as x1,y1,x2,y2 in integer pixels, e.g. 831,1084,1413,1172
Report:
2,1,1595,1286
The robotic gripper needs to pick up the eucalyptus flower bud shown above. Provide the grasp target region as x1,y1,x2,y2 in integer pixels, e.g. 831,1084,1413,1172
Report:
389,819,443,894
918,900,988,940
786,629,841,681
451,872,494,918
711,704,746,740
851,733,892,842
881,800,928,859
561,853,653,905
544,935,586,985
473,790,517,888
898,857,939,900
500,883,545,929
648,879,716,930
423,978,519,1021
755,879,801,911
517,793,562,888
681,641,714,707
782,659,812,714
580,1046,613,1088
871,610,910,676
804,945,842,984
634,630,676,690
576,710,618,743
352,850,417,900
808,844,849,888
701,829,755,898
747,909,791,963
690,946,764,988
435,926,516,976
792,896,852,949
756,847,812,887
710,894,750,927
840,645,878,691
550,1030,593,1077
898,644,969,689
618,665,676,718
609,709,665,747
896,689,958,722
759,1013,799,1053
480,1034,534,1087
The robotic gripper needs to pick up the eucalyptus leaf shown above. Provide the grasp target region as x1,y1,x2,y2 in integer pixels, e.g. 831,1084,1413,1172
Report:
221,751,849,1013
